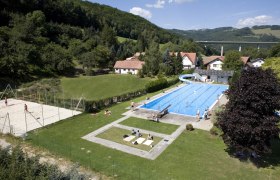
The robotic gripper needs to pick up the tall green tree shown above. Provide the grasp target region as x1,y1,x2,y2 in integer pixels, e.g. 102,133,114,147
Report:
100,24,117,48
142,41,161,76
218,67,280,157
173,52,183,74
42,43,74,75
223,50,243,71
269,43,280,57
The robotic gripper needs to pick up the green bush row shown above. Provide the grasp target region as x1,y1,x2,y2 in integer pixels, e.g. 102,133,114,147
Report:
84,89,146,112
145,78,168,93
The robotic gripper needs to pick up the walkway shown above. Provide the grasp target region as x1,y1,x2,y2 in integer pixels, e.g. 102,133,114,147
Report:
82,111,187,160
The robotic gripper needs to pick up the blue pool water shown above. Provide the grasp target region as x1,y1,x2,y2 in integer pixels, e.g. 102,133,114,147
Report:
140,83,228,117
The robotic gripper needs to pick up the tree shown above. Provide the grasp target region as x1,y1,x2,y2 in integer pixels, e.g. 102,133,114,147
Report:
217,67,280,157
223,50,243,71
173,51,183,74
142,41,161,76
41,43,74,75
162,49,171,64
269,43,280,57
262,57,280,79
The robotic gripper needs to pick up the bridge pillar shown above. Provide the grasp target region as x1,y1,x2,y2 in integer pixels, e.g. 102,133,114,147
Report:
238,45,242,52
220,45,223,56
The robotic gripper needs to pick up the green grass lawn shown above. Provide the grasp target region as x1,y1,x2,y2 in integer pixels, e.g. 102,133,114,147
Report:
27,94,280,179
117,36,137,43
60,74,151,100
96,127,162,151
120,117,179,135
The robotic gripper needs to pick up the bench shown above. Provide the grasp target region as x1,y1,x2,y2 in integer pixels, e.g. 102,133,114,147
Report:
156,104,171,118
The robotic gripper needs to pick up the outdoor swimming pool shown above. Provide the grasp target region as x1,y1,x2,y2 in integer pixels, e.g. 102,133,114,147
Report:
140,83,228,117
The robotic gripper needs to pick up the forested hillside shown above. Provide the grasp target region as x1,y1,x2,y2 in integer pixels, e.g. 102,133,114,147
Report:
0,0,180,86
170,26,280,41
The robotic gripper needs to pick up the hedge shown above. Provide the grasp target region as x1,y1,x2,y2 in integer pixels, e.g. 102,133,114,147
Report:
145,78,168,93
84,89,146,112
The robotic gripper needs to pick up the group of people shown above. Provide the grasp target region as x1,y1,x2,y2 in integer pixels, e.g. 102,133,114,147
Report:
4,97,30,113
131,129,142,137
196,107,210,121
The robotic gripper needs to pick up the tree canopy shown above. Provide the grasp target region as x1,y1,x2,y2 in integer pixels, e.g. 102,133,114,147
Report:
217,67,280,157
222,50,243,71
262,57,280,79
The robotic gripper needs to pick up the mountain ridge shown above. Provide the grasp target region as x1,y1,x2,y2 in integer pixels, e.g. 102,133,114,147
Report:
168,25,280,42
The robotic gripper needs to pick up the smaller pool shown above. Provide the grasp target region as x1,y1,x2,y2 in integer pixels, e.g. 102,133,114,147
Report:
140,83,228,117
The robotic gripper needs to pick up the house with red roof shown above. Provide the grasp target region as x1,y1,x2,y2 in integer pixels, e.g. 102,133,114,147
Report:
170,52,197,69
181,52,197,69
203,55,250,70
113,56,144,75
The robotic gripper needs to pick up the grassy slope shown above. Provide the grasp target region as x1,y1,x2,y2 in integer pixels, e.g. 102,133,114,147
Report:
27,92,280,179
252,28,280,39
117,36,137,43
60,74,150,100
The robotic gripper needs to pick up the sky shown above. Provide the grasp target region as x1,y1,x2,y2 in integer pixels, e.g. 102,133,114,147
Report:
87,0,280,30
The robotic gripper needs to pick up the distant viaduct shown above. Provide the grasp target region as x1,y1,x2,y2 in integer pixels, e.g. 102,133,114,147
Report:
196,41,280,55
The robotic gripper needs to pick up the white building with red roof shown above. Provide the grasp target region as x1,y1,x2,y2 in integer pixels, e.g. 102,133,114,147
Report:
170,52,197,69
203,55,250,70
181,52,197,69
113,56,144,75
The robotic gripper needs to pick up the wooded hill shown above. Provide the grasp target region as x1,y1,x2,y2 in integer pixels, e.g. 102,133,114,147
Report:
0,0,180,87
170,25,280,41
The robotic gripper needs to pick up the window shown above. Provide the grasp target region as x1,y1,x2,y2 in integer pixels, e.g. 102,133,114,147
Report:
213,64,217,67
116,69,118,70
124,69,126,71
128,69,130,71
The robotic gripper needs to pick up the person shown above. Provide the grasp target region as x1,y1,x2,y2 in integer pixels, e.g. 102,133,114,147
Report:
152,113,156,120
131,101,135,111
104,109,112,116
131,129,136,135
155,116,159,123
24,104,28,112
4,97,7,106
196,109,200,120
203,109,208,120
148,134,153,140
136,130,142,137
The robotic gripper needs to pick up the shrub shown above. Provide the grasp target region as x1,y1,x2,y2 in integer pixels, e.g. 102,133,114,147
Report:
181,68,195,75
167,77,179,86
210,126,222,136
186,124,194,131
145,78,168,93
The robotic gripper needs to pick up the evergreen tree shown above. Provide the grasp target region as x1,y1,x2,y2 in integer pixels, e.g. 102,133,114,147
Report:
162,49,171,64
217,67,280,157
173,51,183,74
142,41,161,76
